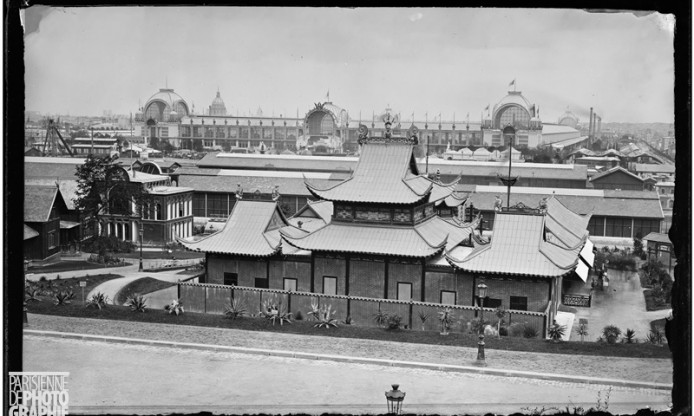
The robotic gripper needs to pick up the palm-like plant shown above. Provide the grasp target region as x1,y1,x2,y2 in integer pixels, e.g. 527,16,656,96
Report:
125,294,148,313
312,304,339,329
602,325,622,344
438,308,455,335
259,296,292,325
373,309,389,328
418,310,429,331
25,286,41,302
576,323,588,342
165,298,185,315
624,328,636,344
85,292,109,309
646,329,664,345
548,323,566,342
224,297,247,320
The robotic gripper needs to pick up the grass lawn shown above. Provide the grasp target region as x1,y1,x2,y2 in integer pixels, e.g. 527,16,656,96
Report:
28,260,130,274
25,274,124,303
114,277,177,304
27,299,671,360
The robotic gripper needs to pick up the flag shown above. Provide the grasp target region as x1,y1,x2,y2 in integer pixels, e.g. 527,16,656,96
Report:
484,104,489,111
325,90,330,101
509,79,516,87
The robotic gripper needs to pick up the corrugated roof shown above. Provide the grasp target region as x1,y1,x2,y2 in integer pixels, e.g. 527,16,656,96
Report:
25,160,80,180
180,201,295,256
24,185,58,222
282,222,446,258
178,174,329,196
643,232,672,245
447,213,578,277
464,187,663,219
590,166,644,183
416,216,477,251
632,163,675,174
25,179,79,210
24,224,39,240
306,141,446,204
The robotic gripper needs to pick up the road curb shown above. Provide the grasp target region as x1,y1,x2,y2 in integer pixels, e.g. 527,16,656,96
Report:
24,329,672,391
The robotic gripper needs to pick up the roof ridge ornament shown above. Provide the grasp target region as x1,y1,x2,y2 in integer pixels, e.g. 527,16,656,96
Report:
357,123,369,145
407,124,419,144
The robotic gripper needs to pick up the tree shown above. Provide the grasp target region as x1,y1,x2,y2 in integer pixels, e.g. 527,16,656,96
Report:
633,231,645,258
74,154,152,245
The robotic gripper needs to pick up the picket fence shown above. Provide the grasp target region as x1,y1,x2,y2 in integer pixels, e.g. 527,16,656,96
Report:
177,282,547,335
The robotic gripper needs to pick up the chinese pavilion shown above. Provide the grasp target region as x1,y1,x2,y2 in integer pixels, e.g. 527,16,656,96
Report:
181,121,591,330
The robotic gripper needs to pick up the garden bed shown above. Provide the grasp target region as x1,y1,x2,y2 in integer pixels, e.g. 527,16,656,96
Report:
116,251,205,260
26,298,671,359
643,289,672,311
25,274,124,302
114,277,177,305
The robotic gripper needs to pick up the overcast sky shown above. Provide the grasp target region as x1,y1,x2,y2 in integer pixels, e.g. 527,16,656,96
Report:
23,7,675,124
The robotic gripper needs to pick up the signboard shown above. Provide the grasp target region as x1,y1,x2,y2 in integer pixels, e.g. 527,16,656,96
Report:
658,244,670,252
79,281,87,287
562,293,592,308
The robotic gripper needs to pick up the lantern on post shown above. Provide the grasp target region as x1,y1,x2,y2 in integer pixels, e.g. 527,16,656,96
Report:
476,283,488,364
385,384,406,415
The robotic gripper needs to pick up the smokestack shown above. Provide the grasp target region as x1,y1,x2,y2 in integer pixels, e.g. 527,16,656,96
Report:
597,116,602,136
588,107,594,140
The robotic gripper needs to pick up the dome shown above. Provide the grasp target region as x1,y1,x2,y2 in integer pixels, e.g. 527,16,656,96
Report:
557,109,579,128
322,102,350,128
494,91,533,113
492,90,534,130
209,90,227,116
143,88,189,122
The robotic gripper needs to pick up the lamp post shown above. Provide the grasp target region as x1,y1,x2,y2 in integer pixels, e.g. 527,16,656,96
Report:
23,260,29,325
476,283,488,364
385,384,406,415
138,220,144,271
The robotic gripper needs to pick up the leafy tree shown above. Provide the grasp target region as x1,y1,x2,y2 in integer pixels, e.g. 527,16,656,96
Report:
633,231,645,258
74,154,152,248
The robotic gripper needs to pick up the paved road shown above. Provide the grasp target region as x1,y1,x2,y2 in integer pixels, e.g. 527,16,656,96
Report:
87,272,186,306
23,335,669,415
571,268,671,342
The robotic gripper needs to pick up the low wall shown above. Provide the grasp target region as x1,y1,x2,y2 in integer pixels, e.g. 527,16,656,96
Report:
177,282,547,335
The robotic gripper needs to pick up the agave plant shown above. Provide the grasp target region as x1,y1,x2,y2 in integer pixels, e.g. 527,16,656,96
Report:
259,296,292,325
646,329,664,345
548,323,566,342
25,286,41,302
54,290,75,306
224,297,247,320
307,299,321,321
312,304,338,329
85,292,109,309
125,294,148,313
373,309,389,328
165,298,185,316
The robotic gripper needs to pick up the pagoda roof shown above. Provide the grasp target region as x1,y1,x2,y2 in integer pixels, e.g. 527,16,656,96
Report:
543,196,591,250
179,200,304,257
446,212,580,277
305,139,456,204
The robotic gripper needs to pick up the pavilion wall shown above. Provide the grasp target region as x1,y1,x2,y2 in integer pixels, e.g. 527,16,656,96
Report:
349,258,386,298
313,255,347,294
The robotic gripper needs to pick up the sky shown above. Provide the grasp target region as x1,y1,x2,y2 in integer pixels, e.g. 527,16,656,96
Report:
22,7,675,124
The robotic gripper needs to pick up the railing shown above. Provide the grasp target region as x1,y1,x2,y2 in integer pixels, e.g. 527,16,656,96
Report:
177,282,546,334
143,258,202,271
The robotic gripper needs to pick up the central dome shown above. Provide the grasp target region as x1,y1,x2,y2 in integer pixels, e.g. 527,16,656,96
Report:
143,88,189,122
209,90,227,116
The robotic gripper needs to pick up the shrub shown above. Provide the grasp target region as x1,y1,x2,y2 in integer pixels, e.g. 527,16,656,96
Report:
498,326,508,336
418,310,429,331
624,328,636,344
164,298,185,316
438,308,455,334
509,322,526,337
548,323,566,342
312,304,339,329
373,310,389,328
523,325,539,339
224,297,247,320
259,295,292,325
294,310,304,321
646,329,664,345
85,292,109,310
602,325,622,344
54,290,75,306
386,314,402,330
470,317,489,334
576,323,589,342
125,294,148,313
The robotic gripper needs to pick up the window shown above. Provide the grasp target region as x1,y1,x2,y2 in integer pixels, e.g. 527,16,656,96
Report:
440,290,456,305
224,273,238,286
155,203,162,220
323,276,337,295
254,278,269,289
284,278,297,292
483,298,502,308
606,217,632,238
510,296,528,311
192,194,206,217
203,140,214,147
587,216,604,237
47,231,56,249
160,127,169,137
179,202,184,218
207,194,228,218
397,282,412,301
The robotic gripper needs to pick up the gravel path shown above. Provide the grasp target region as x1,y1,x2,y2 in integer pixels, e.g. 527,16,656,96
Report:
26,314,672,384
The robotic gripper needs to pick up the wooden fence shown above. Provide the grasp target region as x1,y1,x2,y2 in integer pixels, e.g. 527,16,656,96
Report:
178,282,547,336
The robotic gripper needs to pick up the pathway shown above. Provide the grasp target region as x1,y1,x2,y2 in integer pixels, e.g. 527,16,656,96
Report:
87,271,185,305
571,268,671,342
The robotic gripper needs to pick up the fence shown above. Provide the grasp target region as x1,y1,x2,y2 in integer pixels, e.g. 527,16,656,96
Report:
143,258,202,271
177,282,547,336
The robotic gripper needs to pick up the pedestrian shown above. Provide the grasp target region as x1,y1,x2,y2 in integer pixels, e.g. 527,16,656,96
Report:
590,278,596,291
603,275,610,291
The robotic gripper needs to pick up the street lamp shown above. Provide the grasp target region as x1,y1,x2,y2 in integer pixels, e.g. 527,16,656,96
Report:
476,282,488,365
138,220,144,271
385,384,406,415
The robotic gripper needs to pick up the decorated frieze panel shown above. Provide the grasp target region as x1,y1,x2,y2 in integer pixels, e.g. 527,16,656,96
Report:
424,204,435,218
335,206,353,220
393,208,412,223
413,206,424,222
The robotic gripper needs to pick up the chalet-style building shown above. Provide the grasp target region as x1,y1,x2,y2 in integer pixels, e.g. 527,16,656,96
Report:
589,166,645,191
182,125,592,334
24,185,69,261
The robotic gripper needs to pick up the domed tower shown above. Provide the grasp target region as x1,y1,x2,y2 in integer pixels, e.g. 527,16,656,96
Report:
557,108,579,129
482,85,542,147
139,88,190,147
208,90,227,117
300,99,350,153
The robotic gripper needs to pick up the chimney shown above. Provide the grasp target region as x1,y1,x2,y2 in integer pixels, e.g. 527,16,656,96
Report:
588,107,594,140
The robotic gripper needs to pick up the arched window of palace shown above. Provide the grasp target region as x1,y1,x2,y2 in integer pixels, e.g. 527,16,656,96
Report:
307,111,335,136
496,105,530,129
